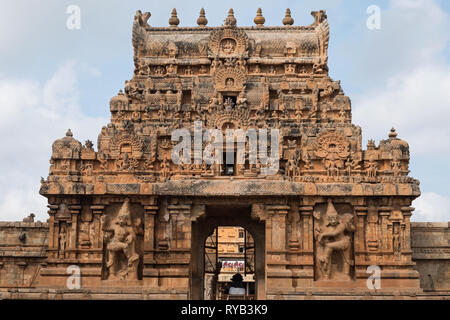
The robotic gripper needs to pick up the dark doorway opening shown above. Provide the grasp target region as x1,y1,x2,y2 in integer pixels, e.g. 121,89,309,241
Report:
190,204,265,300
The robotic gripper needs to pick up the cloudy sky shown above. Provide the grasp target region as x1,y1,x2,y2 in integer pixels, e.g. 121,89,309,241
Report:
0,0,449,222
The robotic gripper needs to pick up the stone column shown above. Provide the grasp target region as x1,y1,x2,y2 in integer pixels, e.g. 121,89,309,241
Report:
266,205,289,251
158,204,191,290
68,205,81,259
402,207,414,263
299,206,314,253
167,204,191,249
91,205,105,261
142,205,159,287
143,205,158,261
379,207,392,256
287,205,300,252
354,206,368,263
366,206,380,255
47,205,59,253
266,205,291,289
297,205,314,283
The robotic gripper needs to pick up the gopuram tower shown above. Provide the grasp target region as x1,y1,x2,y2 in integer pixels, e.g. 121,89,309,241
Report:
2,8,434,300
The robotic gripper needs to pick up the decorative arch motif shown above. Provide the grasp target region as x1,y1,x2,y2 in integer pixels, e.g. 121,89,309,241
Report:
215,66,247,92
110,132,144,159
208,108,251,130
208,28,249,57
314,130,350,159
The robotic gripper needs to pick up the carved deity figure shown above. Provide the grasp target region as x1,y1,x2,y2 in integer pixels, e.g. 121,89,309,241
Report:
393,223,401,259
286,159,297,181
366,160,378,178
221,39,236,54
237,91,247,106
103,199,140,280
226,78,234,88
315,200,355,280
58,223,67,259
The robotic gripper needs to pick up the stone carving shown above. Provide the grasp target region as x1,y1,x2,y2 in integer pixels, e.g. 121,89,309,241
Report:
28,8,428,299
208,25,249,57
51,129,82,160
134,10,151,28
197,8,208,27
314,200,355,281
58,223,67,259
313,130,350,176
23,213,35,223
102,199,141,280
215,65,247,92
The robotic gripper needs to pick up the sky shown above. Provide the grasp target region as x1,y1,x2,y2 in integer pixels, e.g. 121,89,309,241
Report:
0,0,449,222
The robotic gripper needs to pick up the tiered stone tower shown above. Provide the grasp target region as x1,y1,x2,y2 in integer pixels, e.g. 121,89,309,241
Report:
2,8,445,300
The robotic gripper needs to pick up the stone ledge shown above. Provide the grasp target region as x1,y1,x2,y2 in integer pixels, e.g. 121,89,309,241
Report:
41,180,422,197
412,222,449,228
0,222,49,228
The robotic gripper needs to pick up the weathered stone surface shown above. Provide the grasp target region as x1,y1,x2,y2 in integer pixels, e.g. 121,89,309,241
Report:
411,222,450,292
0,8,448,300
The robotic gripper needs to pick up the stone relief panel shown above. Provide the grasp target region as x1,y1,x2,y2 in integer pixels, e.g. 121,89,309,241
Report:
208,27,249,58
101,199,144,280
313,200,355,281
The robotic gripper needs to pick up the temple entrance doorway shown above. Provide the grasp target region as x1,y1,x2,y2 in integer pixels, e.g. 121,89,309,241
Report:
190,204,265,300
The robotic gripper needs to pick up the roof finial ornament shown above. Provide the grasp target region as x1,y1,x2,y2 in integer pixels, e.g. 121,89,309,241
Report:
169,8,180,27
389,127,398,139
134,10,151,28
224,8,237,27
311,10,327,26
254,8,265,27
283,8,294,26
197,8,208,27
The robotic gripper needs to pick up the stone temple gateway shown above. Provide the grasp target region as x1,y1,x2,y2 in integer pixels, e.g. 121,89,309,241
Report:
0,9,449,300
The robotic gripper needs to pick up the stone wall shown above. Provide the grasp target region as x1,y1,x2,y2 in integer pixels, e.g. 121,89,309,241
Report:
411,222,450,292
0,221,48,288
0,219,449,299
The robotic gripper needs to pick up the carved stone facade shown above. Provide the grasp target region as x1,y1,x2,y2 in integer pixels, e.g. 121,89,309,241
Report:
0,8,449,300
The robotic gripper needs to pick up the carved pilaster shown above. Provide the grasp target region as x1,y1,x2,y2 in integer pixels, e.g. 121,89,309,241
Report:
299,206,314,253
90,205,105,250
144,205,158,261
167,204,191,249
354,206,367,262
265,204,291,288
68,205,81,259
366,206,379,253
288,205,300,250
402,207,414,257
47,205,59,252
266,205,289,252
379,208,392,253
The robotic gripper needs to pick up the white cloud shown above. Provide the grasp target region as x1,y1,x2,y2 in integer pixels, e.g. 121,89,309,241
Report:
0,60,108,222
353,63,450,155
351,0,450,155
347,0,449,89
413,192,450,222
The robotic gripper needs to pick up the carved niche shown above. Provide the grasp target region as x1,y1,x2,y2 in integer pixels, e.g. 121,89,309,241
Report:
209,27,249,93
215,65,247,92
313,200,355,281
314,130,350,176
208,28,249,57
101,199,144,280
109,131,144,159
